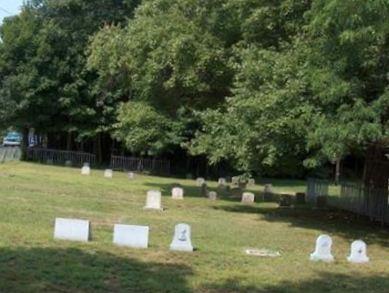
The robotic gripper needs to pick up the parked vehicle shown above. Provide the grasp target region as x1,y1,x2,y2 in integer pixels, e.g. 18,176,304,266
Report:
2,132,22,146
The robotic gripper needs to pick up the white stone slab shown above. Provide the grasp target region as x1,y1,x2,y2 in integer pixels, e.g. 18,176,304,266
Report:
113,224,149,249
208,191,217,200
241,192,255,203
54,218,91,242
231,176,240,185
196,177,205,187
218,178,226,186
81,166,90,176
248,179,255,186
170,223,193,252
104,169,113,178
310,234,334,262
172,187,184,200
128,172,135,179
347,240,369,263
144,190,162,210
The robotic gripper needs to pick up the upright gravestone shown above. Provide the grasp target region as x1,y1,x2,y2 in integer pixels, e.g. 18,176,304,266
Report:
113,224,149,249
81,165,91,176
104,169,113,178
144,190,163,210
263,184,273,202
248,178,255,186
54,218,91,242
208,191,217,200
172,187,184,200
310,234,334,262
231,176,240,186
200,183,208,197
128,172,135,180
347,240,369,263
241,192,255,204
196,177,205,187
170,223,194,252
218,178,227,186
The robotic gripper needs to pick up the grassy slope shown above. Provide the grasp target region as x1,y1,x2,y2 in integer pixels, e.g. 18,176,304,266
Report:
0,162,388,292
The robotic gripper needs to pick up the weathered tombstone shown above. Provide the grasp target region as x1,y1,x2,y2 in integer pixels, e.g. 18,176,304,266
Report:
241,192,255,204
170,223,194,252
230,187,243,198
65,160,72,167
218,178,227,186
200,183,208,197
113,224,149,249
196,177,205,186
172,187,184,200
263,184,273,202
295,192,306,204
144,190,163,210
208,191,217,200
81,166,91,176
347,240,369,263
248,178,255,187
128,172,135,180
310,234,334,262
104,169,113,178
279,194,293,207
231,176,239,186
54,218,91,242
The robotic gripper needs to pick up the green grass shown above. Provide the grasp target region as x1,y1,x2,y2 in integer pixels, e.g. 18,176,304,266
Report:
0,162,388,292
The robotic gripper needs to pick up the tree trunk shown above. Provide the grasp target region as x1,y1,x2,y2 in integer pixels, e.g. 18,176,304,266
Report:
334,158,341,185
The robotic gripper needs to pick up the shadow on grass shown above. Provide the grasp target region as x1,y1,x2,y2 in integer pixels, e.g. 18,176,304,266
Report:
0,247,192,292
203,272,389,292
212,204,389,247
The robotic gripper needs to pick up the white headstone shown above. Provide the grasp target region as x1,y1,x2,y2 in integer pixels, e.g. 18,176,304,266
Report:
196,177,205,187
231,176,239,185
248,178,255,186
241,192,255,203
218,178,226,186
172,187,184,200
81,166,91,176
128,172,135,179
144,190,162,210
347,240,369,263
104,169,113,178
170,223,193,252
310,234,334,262
208,191,217,200
54,218,90,242
113,224,149,249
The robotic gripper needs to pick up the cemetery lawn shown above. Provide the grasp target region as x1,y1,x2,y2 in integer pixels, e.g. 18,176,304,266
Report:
0,162,389,293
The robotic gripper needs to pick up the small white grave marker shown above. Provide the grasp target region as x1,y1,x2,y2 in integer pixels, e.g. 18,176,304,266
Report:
170,223,193,252
128,172,135,179
196,177,205,186
248,178,255,186
144,190,162,210
104,169,113,178
81,166,90,176
231,176,239,185
218,178,226,186
54,218,91,242
347,240,369,263
172,187,184,200
208,191,217,200
113,224,149,249
310,234,334,262
241,192,255,204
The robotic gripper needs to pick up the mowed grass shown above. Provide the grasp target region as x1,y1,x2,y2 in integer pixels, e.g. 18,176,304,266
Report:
0,162,388,293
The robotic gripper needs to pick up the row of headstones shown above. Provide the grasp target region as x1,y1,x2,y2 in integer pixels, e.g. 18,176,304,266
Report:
81,165,136,179
311,234,369,263
196,177,256,187
54,218,193,252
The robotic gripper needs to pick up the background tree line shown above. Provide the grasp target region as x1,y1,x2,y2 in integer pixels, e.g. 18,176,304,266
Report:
0,0,388,181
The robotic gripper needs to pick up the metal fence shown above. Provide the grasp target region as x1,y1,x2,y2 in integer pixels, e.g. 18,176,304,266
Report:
26,148,96,166
110,155,170,175
0,147,22,163
307,178,389,225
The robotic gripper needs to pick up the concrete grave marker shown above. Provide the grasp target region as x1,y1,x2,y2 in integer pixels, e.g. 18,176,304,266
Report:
347,240,369,263
104,169,113,178
113,224,149,249
218,178,226,186
263,184,273,201
248,178,255,186
208,191,217,200
172,187,184,200
54,218,91,242
310,234,334,262
241,192,255,204
144,190,163,210
196,177,205,186
231,176,239,186
170,223,193,252
81,166,91,175
128,172,135,179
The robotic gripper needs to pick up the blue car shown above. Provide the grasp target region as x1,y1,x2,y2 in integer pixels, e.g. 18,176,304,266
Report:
2,132,22,146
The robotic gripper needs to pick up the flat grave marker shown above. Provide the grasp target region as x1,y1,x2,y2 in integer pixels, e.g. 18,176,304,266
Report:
113,224,149,249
